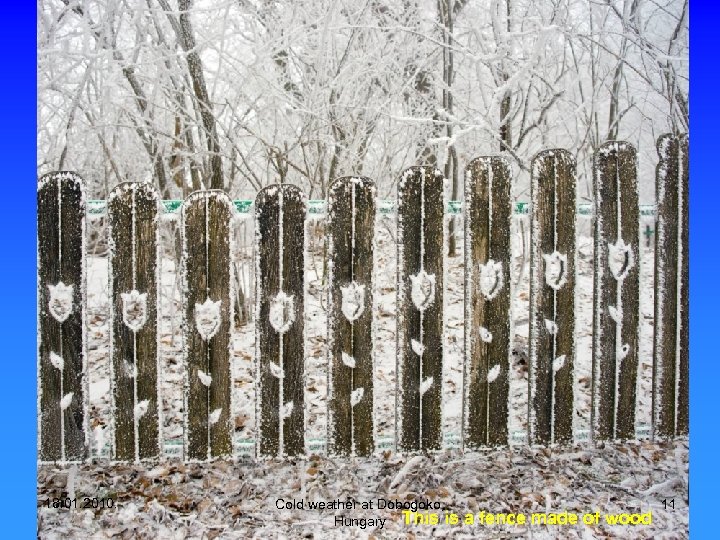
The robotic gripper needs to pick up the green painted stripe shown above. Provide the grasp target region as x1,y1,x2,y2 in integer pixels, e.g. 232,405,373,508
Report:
86,200,656,216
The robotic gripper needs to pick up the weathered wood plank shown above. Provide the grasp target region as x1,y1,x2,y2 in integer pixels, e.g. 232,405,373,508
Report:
677,134,689,436
256,184,306,457
529,150,576,445
182,190,234,461
327,177,376,457
108,182,160,461
464,157,511,448
396,166,445,452
38,171,87,462
653,134,689,439
591,142,640,441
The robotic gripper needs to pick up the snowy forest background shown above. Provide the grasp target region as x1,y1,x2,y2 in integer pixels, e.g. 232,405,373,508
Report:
38,0,688,204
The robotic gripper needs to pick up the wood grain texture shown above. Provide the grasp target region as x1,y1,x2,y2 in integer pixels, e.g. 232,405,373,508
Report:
327,177,376,456
38,172,87,462
182,190,233,461
108,183,160,461
396,166,445,452
464,157,511,448
529,150,576,445
653,134,689,439
256,184,306,457
591,142,639,441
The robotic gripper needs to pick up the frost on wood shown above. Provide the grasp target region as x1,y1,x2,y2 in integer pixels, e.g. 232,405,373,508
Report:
487,365,500,383
340,281,366,322
478,260,504,300
182,190,233,460
341,352,356,369
463,157,511,449
50,352,64,372
38,171,87,463
479,327,493,343
607,238,635,281
48,282,74,323
542,251,568,290
268,291,295,334
326,177,375,457
197,369,212,387
256,184,306,458
652,134,689,439
350,388,364,408
591,142,640,441
269,361,284,378
108,182,160,461
60,392,74,411
134,399,149,420
121,290,148,332
208,408,222,426
123,360,137,379
194,298,222,341
397,167,444,452
419,377,434,396
411,339,425,356
528,150,575,445
545,319,558,335
410,270,436,311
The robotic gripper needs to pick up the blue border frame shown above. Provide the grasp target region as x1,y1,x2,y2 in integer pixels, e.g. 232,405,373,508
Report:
1,1,37,537
689,0,717,537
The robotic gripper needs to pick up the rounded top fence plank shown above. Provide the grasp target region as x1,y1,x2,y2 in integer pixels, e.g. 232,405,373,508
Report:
465,155,512,174
329,176,377,198
656,133,678,159
531,148,575,179
596,140,637,160
38,171,85,193
398,166,445,196
255,183,307,211
182,189,236,216
108,182,161,208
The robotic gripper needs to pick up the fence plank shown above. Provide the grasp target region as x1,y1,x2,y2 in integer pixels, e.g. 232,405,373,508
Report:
653,134,689,439
591,142,640,441
256,184,306,457
327,177,376,456
182,191,234,460
529,150,576,445
38,172,87,462
108,183,161,461
463,157,512,448
396,166,445,452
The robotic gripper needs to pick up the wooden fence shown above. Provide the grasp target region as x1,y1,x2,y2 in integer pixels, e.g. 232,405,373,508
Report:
37,135,689,462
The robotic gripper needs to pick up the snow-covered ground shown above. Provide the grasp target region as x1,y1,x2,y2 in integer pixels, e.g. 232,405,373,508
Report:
38,215,688,538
